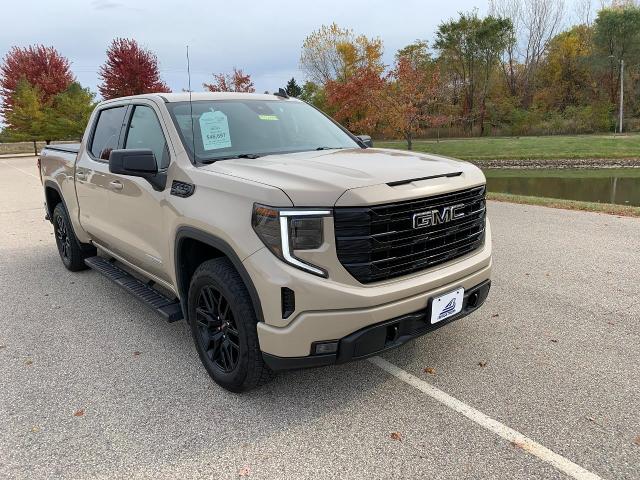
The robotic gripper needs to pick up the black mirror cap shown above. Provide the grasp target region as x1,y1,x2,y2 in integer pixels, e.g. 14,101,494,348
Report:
109,149,158,175
108,149,166,191
356,135,373,148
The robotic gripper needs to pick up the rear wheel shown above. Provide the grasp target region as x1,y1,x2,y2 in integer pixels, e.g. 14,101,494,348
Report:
188,258,275,392
52,203,94,271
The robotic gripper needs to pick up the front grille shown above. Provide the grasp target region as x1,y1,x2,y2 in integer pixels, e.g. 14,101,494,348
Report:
334,186,486,283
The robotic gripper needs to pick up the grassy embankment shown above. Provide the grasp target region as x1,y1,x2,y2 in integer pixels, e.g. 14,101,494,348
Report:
379,134,640,216
376,133,640,161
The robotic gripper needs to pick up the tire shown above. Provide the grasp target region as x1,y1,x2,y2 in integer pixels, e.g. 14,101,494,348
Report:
188,258,275,392
52,203,95,271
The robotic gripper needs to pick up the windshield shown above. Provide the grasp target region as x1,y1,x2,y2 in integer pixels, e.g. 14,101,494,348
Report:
166,99,360,163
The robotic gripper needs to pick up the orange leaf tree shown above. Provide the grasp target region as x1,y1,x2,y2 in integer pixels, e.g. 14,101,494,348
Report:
325,66,386,134
383,57,446,150
203,68,255,93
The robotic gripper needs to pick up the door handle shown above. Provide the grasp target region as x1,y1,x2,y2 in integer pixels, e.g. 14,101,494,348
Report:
76,171,87,181
109,180,123,191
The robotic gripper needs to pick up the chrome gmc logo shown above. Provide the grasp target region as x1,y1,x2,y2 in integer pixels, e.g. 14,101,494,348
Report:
413,204,464,228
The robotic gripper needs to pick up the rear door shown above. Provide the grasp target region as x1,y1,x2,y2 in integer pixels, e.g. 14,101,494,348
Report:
103,100,173,281
75,103,129,242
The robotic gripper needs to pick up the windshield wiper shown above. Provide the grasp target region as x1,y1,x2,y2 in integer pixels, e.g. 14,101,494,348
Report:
201,153,262,164
315,147,345,151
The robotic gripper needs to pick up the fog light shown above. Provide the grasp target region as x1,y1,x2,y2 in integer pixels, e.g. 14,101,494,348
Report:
313,342,338,355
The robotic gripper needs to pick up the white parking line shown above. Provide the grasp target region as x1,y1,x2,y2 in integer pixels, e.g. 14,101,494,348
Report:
369,356,603,480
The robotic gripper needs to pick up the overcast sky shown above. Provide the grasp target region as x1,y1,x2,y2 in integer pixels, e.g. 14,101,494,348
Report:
0,0,494,98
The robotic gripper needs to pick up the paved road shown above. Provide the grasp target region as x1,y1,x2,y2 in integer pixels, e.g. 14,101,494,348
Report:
1,156,638,479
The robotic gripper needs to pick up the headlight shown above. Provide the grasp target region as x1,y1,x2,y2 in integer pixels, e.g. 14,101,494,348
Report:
252,204,330,277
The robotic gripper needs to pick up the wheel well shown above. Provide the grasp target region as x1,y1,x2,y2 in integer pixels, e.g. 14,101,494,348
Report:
45,186,62,219
174,231,265,323
176,237,225,304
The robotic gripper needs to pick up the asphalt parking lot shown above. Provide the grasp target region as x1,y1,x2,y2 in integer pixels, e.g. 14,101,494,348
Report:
1,155,638,479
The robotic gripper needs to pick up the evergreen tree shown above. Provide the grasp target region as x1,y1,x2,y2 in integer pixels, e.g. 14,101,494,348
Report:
285,77,303,97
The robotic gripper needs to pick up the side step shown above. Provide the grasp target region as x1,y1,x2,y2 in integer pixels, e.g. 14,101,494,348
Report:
84,256,183,322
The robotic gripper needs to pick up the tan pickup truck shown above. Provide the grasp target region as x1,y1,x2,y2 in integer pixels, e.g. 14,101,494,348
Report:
39,91,492,392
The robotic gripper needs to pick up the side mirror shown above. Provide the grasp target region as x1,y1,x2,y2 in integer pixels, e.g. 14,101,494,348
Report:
108,149,166,191
356,135,373,148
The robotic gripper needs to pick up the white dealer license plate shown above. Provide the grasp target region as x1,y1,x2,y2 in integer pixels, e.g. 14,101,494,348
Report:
430,288,464,324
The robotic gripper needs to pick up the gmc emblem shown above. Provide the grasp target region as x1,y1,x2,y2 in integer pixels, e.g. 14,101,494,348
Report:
413,204,465,228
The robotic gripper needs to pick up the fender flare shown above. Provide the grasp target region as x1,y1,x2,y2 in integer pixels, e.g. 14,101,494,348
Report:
174,226,265,324
43,180,69,221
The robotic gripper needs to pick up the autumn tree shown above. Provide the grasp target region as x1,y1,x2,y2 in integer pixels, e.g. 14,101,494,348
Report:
593,5,640,103
396,40,431,70
98,38,170,100
285,77,302,97
435,12,512,133
536,25,595,110
325,66,386,133
300,23,384,84
0,45,73,122
203,67,255,92
383,58,445,149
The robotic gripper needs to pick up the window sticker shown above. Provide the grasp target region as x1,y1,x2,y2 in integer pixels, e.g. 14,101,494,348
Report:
199,110,231,150
258,114,279,121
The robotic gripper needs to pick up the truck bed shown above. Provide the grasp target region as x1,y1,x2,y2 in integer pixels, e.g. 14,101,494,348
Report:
43,143,81,155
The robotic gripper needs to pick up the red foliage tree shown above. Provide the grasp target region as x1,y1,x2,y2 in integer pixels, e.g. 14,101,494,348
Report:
203,68,255,92
325,66,386,133
383,57,446,150
0,45,74,120
98,38,171,100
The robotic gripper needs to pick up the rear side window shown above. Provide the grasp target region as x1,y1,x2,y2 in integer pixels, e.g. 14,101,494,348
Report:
90,106,127,160
124,105,170,169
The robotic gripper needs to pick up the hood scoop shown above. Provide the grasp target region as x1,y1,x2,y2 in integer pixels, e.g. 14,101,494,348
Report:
387,171,462,187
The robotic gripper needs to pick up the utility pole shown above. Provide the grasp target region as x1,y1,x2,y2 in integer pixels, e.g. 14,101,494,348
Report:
619,59,624,134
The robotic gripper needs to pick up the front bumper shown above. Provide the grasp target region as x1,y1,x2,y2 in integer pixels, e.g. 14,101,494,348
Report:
263,280,490,370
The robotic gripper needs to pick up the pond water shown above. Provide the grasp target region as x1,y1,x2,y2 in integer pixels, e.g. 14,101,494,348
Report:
484,168,640,206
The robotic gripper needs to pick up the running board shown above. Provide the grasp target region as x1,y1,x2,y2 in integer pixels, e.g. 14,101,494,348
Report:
84,256,183,322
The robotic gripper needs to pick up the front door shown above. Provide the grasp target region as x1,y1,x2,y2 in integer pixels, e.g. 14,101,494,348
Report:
103,101,174,282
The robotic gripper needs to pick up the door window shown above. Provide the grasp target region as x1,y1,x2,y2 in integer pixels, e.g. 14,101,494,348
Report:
90,106,127,160
124,105,170,168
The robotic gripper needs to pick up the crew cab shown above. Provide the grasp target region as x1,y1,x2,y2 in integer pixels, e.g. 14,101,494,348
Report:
39,92,492,392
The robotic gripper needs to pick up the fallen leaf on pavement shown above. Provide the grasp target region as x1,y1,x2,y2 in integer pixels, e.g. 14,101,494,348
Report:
238,465,251,476
133,351,142,356
73,409,85,417
25,359,33,366
424,367,436,375
491,313,499,318
478,361,487,367
390,432,402,441
550,339,558,343
510,440,525,449
31,426,40,433
633,436,640,446
0,345,6,349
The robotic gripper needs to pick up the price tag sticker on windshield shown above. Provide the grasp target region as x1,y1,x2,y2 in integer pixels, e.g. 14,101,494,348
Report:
199,111,231,150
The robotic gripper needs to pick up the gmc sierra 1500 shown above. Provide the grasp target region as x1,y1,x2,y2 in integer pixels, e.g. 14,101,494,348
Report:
40,91,491,392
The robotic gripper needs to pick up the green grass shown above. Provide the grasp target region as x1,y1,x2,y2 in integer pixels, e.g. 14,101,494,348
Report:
483,168,640,178
488,192,640,217
377,133,640,161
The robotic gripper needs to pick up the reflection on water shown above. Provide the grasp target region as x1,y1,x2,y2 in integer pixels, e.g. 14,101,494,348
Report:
485,169,640,206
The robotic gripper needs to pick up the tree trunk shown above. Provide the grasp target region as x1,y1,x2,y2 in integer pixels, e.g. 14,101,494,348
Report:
33,140,37,156
406,133,412,150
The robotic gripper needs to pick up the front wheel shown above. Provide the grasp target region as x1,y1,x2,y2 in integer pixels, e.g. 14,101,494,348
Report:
188,258,275,392
52,203,94,271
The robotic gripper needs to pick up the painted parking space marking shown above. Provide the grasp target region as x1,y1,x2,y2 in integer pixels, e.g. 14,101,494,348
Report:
369,356,603,480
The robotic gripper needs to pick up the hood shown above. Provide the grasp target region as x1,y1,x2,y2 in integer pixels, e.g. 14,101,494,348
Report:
203,148,485,206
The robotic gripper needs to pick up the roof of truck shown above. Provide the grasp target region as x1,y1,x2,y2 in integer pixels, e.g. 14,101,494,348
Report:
100,92,300,105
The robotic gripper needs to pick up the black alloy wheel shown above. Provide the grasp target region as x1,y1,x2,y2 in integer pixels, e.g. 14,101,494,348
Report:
194,285,240,373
